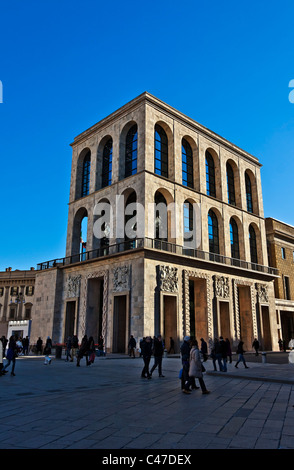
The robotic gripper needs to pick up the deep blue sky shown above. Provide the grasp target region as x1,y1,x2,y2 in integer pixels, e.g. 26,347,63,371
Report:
0,0,294,271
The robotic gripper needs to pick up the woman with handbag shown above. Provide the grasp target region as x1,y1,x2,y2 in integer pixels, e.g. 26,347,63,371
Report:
189,340,210,395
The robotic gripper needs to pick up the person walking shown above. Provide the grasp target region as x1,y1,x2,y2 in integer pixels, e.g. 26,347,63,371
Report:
200,338,208,362
2,335,17,376
150,335,165,377
98,335,104,357
252,338,260,356
65,336,72,362
76,335,89,366
71,335,79,362
141,336,152,379
168,337,175,354
128,335,136,358
44,336,52,365
225,338,232,363
219,336,228,372
36,337,43,355
23,336,29,355
235,341,249,369
180,336,193,394
214,338,223,371
210,338,218,371
189,340,210,394
87,336,95,365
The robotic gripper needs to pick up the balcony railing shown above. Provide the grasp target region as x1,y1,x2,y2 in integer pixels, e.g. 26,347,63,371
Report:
37,237,278,276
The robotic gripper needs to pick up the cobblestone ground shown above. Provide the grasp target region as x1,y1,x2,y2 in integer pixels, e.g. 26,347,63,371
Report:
0,355,293,450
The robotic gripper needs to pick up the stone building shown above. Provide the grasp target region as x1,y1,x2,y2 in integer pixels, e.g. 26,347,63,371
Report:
265,217,294,345
13,92,280,352
0,267,36,340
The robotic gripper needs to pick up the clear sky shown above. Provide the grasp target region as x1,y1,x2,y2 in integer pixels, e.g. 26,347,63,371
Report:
0,0,294,271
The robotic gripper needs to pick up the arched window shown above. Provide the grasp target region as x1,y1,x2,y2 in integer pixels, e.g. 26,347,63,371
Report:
245,172,253,213
230,218,240,259
81,151,91,197
227,162,236,205
101,138,113,188
182,139,193,188
125,125,137,178
154,191,168,240
208,210,219,254
249,225,258,264
206,151,216,197
155,124,168,178
183,201,193,243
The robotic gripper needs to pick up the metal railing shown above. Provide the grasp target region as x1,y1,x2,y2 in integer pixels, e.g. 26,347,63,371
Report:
37,237,278,276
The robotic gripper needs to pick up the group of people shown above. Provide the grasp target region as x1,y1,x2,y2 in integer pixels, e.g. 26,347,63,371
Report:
180,336,210,395
140,335,165,379
65,334,104,366
211,337,249,371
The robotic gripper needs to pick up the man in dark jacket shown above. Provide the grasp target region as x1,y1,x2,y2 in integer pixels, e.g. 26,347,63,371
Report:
128,335,136,358
141,336,152,379
180,336,192,394
219,336,228,372
150,335,165,377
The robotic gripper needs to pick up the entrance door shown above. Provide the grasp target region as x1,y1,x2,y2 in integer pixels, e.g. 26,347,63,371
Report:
64,301,76,341
113,295,127,353
238,286,253,351
261,306,272,350
220,301,231,340
163,296,177,352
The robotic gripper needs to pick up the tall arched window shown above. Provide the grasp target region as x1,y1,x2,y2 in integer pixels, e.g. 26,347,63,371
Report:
154,191,168,240
206,151,216,197
124,191,137,245
230,218,240,259
125,125,137,178
101,138,113,188
227,162,236,205
81,151,91,197
249,224,258,264
155,124,168,178
245,172,253,213
182,139,193,188
183,201,193,243
208,210,219,254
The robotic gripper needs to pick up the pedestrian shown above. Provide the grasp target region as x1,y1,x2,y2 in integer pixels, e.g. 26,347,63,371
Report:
98,335,104,357
225,338,232,363
235,341,249,369
180,336,193,394
214,338,223,371
189,340,210,394
65,336,72,361
278,338,283,351
139,338,144,357
200,338,208,361
44,336,52,365
128,335,136,358
76,335,89,366
71,334,79,361
1,336,8,357
36,337,43,355
2,335,17,376
252,338,260,356
87,336,95,365
168,337,175,354
288,338,294,350
150,334,165,377
219,336,228,371
23,336,29,355
141,336,152,379
210,339,218,371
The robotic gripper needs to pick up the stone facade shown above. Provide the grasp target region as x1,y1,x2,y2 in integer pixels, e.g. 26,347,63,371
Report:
265,217,294,345
0,93,282,353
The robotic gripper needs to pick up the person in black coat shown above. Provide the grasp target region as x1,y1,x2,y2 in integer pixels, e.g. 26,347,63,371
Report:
235,341,249,369
128,335,136,358
150,335,165,377
2,335,17,376
141,336,152,379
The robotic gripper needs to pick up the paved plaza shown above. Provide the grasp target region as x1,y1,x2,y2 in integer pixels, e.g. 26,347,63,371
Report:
0,352,294,450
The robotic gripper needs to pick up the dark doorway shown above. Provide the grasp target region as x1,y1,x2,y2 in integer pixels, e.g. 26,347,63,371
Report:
113,295,127,353
163,295,177,352
64,301,76,341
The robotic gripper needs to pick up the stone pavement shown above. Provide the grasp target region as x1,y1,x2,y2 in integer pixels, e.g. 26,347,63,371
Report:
0,353,294,450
